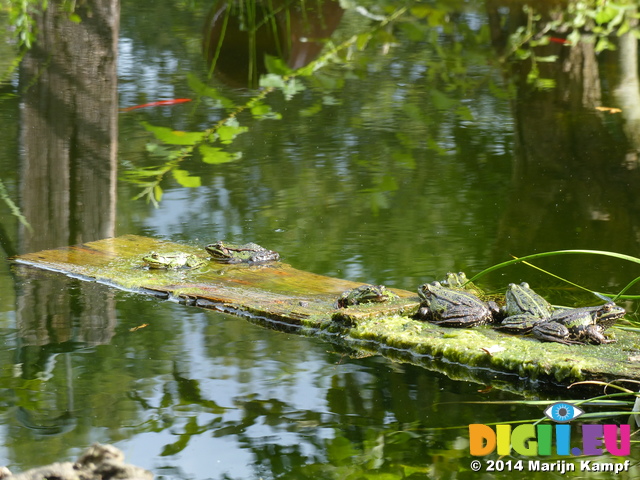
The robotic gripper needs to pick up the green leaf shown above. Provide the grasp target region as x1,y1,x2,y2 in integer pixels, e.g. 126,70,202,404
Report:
250,103,281,120
514,48,531,60
250,103,270,117
595,36,615,53
142,122,206,145
567,30,582,45
187,73,235,109
173,169,201,188
154,185,163,203
146,142,179,159
356,32,372,50
595,6,618,25
160,435,190,457
617,20,631,37
259,73,286,89
264,54,292,75
282,78,305,100
217,119,248,144
199,145,241,164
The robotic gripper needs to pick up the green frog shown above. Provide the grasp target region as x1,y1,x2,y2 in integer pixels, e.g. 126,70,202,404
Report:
495,283,554,333
143,252,206,269
439,271,485,297
205,241,280,264
336,284,399,308
417,282,499,327
531,303,625,345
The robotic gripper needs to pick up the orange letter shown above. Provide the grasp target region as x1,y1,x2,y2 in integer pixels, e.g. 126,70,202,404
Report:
469,424,496,456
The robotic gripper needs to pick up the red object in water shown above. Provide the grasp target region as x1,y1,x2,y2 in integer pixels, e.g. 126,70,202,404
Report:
120,98,192,112
549,36,569,45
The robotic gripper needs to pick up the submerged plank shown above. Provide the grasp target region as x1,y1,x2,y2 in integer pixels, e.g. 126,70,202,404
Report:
13,235,419,327
12,235,640,388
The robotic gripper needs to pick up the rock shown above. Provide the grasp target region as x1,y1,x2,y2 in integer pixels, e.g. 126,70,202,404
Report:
0,444,152,480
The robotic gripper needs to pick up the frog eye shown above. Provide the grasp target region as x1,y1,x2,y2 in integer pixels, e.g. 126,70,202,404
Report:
544,402,584,423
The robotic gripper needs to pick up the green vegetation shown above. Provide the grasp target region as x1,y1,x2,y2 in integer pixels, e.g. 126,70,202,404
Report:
122,0,640,208
504,1,640,89
15,236,640,386
0,0,46,234
124,3,411,206
3,0,47,50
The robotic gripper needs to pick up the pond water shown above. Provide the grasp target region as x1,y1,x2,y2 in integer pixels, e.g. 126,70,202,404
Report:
1,0,640,478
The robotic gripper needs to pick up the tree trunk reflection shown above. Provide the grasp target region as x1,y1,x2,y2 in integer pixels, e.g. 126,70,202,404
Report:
14,0,120,429
19,0,119,253
488,2,638,274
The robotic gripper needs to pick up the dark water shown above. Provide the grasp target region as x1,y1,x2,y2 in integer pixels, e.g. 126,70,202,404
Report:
1,0,640,477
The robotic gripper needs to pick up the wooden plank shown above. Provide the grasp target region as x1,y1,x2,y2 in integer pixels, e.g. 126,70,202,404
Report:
13,235,420,327
12,235,640,387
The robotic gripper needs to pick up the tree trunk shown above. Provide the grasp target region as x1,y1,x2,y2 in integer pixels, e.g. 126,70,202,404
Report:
19,0,120,253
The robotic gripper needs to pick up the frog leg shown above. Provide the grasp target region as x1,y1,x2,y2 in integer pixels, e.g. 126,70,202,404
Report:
494,314,546,333
431,305,491,328
532,322,582,345
582,325,616,345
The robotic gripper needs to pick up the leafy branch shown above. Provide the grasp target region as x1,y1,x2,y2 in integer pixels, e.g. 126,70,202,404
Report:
503,1,640,90
123,77,277,207
0,177,32,232
3,0,48,50
123,5,409,206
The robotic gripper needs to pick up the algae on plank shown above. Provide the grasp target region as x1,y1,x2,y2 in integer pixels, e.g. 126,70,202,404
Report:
346,315,640,382
12,235,640,387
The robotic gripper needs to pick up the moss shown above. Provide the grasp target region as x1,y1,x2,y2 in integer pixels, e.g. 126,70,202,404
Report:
14,235,640,389
345,315,640,383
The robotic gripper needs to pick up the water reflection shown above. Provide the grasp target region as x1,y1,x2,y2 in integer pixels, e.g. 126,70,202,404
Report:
18,0,119,254
2,280,548,478
487,2,640,291
203,0,344,87
11,1,121,462
5,0,640,477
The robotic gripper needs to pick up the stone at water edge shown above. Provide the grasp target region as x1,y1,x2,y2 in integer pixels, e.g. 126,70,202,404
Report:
0,443,152,480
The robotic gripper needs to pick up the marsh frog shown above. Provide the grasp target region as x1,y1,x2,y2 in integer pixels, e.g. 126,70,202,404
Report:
205,241,280,264
531,303,625,345
336,284,399,308
496,282,554,332
439,271,485,297
417,282,499,327
143,252,205,269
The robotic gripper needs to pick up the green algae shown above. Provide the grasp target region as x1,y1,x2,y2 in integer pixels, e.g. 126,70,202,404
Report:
13,235,640,390
346,315,640,383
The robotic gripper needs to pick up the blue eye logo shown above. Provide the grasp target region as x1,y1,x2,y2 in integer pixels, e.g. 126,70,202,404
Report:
544,402,584,423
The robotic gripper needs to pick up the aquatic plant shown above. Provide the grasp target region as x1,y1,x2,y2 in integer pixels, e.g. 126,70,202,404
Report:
123,4,409,206
501,1,640,89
